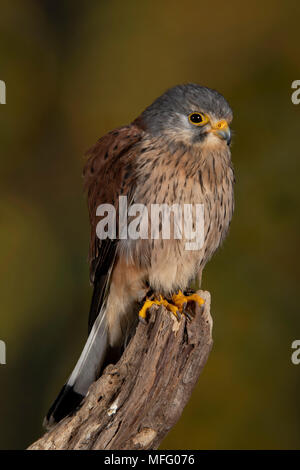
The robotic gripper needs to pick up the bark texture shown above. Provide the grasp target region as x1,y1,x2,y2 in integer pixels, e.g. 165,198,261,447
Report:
29,290,213,450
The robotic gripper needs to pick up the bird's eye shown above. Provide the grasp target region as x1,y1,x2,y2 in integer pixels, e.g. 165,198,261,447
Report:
188,112,209,126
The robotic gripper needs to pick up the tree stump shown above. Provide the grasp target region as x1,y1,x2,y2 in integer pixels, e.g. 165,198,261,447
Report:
29,290,213,450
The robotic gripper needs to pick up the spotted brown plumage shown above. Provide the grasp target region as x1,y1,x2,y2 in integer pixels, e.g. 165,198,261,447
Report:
44,83,235,428
83,125,143,280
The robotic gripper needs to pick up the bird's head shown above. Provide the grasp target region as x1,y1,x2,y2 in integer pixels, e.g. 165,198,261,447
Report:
139,83,233,149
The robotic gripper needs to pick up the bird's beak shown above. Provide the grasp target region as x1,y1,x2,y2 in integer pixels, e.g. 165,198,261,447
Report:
210,119,231,145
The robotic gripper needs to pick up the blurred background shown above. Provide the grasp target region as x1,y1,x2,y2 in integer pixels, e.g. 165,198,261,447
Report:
0,0,299,450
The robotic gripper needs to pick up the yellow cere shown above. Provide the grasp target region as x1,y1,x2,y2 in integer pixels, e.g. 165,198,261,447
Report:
214,119,228,130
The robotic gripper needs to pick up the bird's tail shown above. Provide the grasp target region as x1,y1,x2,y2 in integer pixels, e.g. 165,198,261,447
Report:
43,303,109,429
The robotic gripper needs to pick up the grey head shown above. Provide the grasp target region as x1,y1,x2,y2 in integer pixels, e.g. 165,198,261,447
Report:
139,83,233,146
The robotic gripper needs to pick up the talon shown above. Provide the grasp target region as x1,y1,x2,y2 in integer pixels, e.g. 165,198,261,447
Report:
166,303,181,320
171,290,205,317
182,309,193,321
188,293,205,309
138,295,181,322
157,296,181,320
139,316,147,324
138,298,158,322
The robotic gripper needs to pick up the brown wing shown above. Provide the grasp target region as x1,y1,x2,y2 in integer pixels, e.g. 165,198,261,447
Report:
83,124,144,332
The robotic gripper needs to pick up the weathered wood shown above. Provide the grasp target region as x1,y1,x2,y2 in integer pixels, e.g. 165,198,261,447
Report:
29,290,213,450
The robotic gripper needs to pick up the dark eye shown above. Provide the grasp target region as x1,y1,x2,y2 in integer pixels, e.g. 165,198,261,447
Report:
188,112,209,126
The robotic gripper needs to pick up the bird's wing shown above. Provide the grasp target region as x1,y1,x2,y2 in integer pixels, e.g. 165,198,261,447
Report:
83,124,144,333
44,125,144,429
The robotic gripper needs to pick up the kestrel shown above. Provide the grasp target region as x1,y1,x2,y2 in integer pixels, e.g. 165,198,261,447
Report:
45,84,234,428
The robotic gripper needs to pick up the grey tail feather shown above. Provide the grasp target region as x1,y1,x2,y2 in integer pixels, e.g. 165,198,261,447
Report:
44,251,118,429
44,302,109,429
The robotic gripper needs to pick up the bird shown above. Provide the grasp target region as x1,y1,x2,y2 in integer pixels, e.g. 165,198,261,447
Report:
44,83,235,428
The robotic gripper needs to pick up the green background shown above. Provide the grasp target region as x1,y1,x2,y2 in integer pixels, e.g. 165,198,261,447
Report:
0,0,299,449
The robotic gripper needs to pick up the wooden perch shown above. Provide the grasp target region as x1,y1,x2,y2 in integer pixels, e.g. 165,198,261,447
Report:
29,290,213,450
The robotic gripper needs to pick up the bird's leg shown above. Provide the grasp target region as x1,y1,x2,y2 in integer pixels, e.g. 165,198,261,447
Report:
138,295,180,323
138,289,205,323
172,290,205,319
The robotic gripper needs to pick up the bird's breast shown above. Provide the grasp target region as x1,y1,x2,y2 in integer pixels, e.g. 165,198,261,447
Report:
119,143,234,292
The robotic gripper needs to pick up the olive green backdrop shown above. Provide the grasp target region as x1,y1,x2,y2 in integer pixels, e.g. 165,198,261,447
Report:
0,0,299,449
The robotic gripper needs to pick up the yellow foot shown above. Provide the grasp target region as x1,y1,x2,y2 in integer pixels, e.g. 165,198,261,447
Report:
138,295,180,323
172,290,205,315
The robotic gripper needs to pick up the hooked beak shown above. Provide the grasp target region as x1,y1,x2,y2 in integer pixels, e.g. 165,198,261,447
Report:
210,119,231,145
